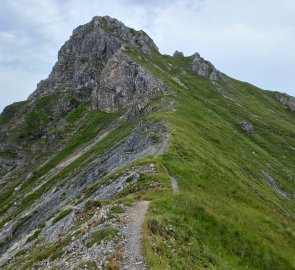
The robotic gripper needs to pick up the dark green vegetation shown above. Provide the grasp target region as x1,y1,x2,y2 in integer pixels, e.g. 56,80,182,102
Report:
52,209,72,225
86,226,119,248
26,229,41,243
0,101,28,124
110,205,125,215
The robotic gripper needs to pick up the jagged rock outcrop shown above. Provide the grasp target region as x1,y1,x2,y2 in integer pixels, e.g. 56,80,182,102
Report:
274,92,295,112
173,50,184,57
94,49,169,112
28,16,164,113
190,52,222,81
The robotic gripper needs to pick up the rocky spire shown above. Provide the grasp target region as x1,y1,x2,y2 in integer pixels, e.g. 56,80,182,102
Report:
173,50,184,57
190,52,222,81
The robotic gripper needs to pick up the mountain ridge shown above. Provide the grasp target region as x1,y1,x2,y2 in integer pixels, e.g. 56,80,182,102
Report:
0,16,294,269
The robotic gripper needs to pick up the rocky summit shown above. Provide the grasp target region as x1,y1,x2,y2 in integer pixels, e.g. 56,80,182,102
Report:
29,16,165,112
0,16,294,270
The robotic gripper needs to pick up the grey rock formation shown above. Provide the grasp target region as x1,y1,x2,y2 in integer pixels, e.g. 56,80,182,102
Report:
0,141,27,180
190,52,222,80
0,162,157,267
274,92,295,112
261,169,289,200
28,16,164,113
0,157,16,176
94,49,169,112
240,120,254,134
173,50,184,57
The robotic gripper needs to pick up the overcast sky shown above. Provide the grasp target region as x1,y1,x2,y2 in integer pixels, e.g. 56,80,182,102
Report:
0,0,294,112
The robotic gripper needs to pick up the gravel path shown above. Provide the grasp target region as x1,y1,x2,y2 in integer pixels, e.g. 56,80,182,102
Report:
122,201,150,270
164,166,179,193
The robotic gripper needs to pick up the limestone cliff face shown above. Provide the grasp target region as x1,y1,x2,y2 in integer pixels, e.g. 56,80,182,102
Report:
94,50,168,112
28,16,164,112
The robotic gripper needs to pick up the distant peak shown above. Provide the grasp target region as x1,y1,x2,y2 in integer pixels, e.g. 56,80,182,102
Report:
190,52,222,81
173,50,184,57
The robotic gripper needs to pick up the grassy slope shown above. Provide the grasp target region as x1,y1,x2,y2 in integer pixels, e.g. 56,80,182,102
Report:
0,46,294,269
124,49,295,269
0,104,127,229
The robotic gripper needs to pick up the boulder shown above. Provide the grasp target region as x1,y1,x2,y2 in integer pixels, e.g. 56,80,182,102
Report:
240,120,254,134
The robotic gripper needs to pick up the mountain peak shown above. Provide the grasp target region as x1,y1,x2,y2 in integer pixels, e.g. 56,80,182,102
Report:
73,16,158,54
28,16,163,112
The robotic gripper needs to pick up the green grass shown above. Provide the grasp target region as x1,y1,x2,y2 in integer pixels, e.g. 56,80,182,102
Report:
84,200,103,210
144,194,294,269
19,94,58,138
65,104,87,122
26,229,41,243
51,209,72,225
86,226,118,248
0,101,28,124
110,205,125,214
125,48,295,269
0,151,18,159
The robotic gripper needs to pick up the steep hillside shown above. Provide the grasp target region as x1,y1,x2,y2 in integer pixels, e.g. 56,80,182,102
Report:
0,16,294,270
